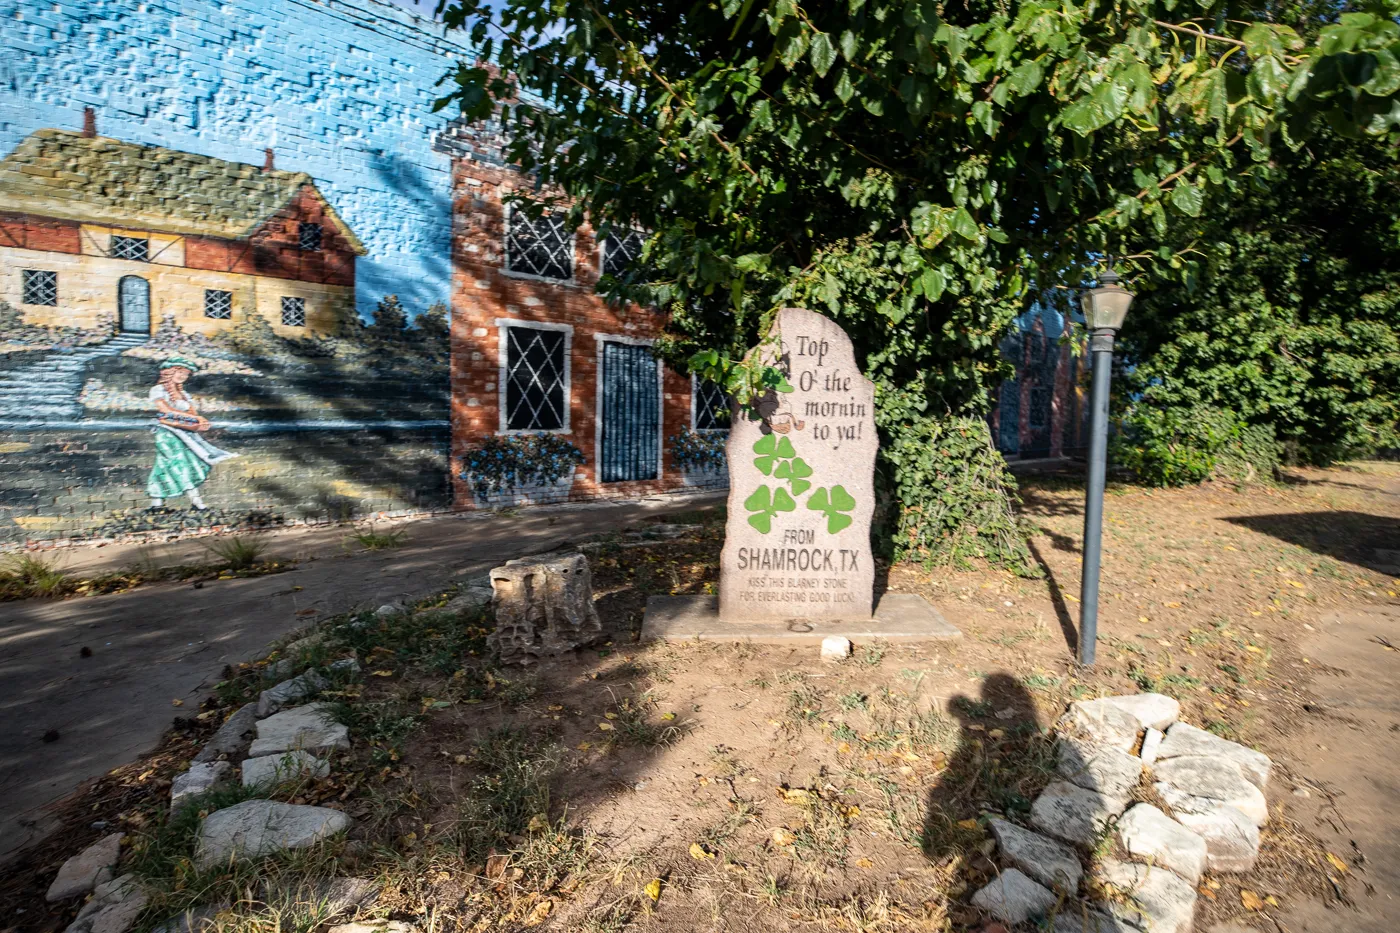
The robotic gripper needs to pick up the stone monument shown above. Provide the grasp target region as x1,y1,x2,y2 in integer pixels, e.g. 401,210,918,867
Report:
642,308,959,644
720,307,877,621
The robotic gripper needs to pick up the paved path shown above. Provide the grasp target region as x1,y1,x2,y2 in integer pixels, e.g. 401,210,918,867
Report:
0,495,720,859
1279,604,1400,930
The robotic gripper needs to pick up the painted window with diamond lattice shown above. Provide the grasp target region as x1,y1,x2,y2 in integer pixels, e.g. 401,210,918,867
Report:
22,270,57,307
601,229,645,278
505,207,573,280
504,326,568,431
110,235,149,262
693,377,731,431
298,222,323,252
204,289,232,320
281,296,306,327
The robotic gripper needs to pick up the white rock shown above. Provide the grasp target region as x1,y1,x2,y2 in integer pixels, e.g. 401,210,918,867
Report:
171,761,233,811
242,751,330,788
46,832,124,902
1058,740,1143,799
989,818,1083,894
1055,702,1141,752
1084,694,1180,731
1139,728,1165,764
194,704,258,763
1156,722,1272,790
65,874,147,933
440,587,493,613
375,603,402,617
282,633,325,657
969,868,1057,925
1094,860,1197,933
1043,908,1139,933
1154,756,1268,826
197,800,353,868
248,703,350,757
1117,803,1208,884
257,671,327,717
328,923,417,933
1167,803,1261,873
820,636,853,661
1030,781,1128,847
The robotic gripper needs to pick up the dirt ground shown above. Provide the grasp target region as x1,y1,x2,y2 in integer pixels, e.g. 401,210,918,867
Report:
1,462,1396,933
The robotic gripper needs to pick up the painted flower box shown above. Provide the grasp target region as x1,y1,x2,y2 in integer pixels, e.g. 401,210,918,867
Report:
462,433,586,510
671,429,728,488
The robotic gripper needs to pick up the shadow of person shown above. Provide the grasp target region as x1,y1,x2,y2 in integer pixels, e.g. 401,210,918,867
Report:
922,672,1050,861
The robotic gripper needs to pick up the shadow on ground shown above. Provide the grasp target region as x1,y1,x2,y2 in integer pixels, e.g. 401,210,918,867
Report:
1223,512,1400,575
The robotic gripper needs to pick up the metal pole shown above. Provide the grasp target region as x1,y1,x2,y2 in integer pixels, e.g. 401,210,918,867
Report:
1078,328,1116,666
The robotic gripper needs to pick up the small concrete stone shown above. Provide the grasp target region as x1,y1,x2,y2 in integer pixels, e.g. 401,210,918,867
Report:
300,878,379,918
1139,728,1165,764
438,587,493,614
65,874,147,933
46,832,124,901
149,906,225,933
249,703,349,757
1094,860,1197,933
282,633,325,657
374,603,402,617
1206,922,1263,933
171,761,233,811
969,868,1057,925
242,751,330,788
1043,909,1139,933
1030,781,1128,847
197,800,353,868
821,636,853,661
1058,740,1143,799
1154,756,1268,826
194,704,258,763
988,818,1083,894
327,923,417,933
1166,803,1260,873
1117,803,1208,884
257,671,327,717
1156,722,1272,790
490,553,604,664
1055,702,1142,752
1083,693,1180,731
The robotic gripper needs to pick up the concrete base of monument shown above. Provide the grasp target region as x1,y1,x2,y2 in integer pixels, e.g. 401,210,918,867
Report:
640,593,962,643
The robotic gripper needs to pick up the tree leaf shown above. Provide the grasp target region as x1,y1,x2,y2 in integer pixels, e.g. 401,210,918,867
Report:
1170,181,1204,217
810,32,836,78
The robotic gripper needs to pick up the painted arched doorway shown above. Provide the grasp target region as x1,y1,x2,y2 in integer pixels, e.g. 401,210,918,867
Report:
118,275,150,333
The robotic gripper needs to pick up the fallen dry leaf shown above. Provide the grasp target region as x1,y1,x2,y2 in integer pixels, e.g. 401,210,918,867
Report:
1240,890,1264,911
644,878,662,902
771,828,796,846
1326,852,1349,874
689,842,715,860
523,900,553,926
855,857,874,869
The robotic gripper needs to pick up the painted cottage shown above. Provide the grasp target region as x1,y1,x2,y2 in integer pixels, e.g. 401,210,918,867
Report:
0,122,365,339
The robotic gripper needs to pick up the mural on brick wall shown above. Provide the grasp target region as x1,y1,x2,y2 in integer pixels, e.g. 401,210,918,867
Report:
0,0,471,545
992,302,1091,461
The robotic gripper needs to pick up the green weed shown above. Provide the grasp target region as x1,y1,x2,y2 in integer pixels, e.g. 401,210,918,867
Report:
349,528,407,550
206,537,268,571
0,553,72,599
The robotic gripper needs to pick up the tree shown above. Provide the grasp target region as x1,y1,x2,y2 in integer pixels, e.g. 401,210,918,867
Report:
369,294,409,341
436,0,1400,566
1114,129,1400,482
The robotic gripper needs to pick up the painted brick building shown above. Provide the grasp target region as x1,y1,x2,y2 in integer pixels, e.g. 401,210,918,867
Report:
1,126,365,337
439,121,729,507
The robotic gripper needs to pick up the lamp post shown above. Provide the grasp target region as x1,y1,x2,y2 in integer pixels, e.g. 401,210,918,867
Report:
1077,267,1134,666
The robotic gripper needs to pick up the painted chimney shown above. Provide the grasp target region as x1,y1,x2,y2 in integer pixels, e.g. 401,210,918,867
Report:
263,148,275,172
82,107,96,138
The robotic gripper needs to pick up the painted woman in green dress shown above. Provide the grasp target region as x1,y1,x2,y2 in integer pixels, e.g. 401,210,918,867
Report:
146,358,237,510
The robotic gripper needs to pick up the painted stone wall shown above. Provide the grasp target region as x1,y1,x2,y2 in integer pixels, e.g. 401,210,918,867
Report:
0,0,470,319
0,0,470,545
993,304,1090,460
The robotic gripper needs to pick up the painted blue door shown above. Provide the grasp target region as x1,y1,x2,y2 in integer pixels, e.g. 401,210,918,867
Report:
118,275,150,333
600,342,659,482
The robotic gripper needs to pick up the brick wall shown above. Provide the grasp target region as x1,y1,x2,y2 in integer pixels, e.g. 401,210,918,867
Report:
448,155,703,507
0,0,464,546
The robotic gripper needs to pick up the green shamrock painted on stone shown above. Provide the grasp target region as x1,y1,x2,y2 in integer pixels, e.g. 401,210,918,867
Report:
807,485,856,534
752,434,796,475
772,456,813,496
744,484,796,534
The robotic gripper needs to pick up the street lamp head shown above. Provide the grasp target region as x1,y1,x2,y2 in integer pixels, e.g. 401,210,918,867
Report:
1081,267,1135,332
